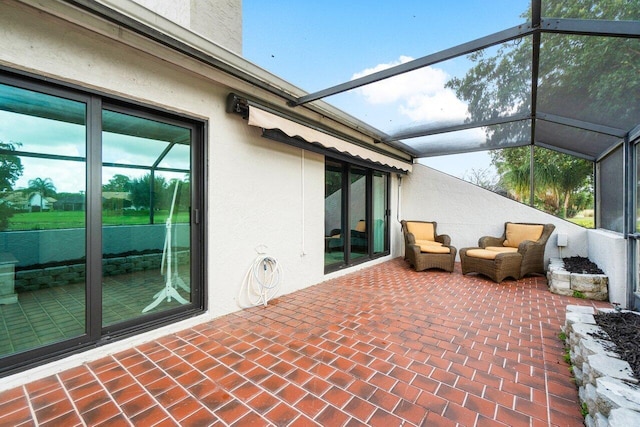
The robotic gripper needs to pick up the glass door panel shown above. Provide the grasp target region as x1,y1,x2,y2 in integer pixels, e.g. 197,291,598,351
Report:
349,167,368,261
102,110,192,325
325,160,344,266
0,84,86,358
372,172,388,255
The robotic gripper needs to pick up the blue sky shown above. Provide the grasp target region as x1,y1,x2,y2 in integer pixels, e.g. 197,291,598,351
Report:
242,0,531,178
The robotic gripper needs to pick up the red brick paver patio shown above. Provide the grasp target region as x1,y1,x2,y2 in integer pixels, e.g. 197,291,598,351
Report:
0,258,609,426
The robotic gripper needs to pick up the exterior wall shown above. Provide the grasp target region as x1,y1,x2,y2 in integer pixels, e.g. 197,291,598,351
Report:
401,164,590,264
130,0,242,54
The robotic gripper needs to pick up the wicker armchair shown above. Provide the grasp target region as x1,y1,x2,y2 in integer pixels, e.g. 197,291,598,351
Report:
460,222,555,282
401,220,457,272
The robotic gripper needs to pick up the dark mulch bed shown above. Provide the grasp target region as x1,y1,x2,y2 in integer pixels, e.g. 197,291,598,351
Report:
563,256,604,274
593,311,640,381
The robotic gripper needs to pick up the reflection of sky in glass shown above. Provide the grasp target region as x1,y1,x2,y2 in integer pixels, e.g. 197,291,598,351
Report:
158,144,190,170
102,132,169,166
0,108,86,193
0,110,85,157
15,157,85,193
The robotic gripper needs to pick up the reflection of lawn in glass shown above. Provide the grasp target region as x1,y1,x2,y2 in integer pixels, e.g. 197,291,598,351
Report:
8,210,190,230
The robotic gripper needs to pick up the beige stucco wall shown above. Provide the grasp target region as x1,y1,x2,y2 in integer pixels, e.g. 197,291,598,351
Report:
129,0,242,54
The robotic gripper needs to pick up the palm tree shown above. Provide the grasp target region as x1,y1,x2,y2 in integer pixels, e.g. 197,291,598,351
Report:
28,177,57,197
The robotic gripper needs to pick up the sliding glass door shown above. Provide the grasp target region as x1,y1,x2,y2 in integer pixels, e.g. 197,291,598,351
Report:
324,158,389,272
0,73,204,375
101,109,194,326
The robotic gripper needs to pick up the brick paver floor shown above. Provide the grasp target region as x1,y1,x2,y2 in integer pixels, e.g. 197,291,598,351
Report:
0,258,609,426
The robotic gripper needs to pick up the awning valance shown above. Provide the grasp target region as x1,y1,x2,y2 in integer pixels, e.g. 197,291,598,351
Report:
248,106,412,173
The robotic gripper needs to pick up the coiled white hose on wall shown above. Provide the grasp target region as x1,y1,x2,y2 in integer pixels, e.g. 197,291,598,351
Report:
239,246,283,308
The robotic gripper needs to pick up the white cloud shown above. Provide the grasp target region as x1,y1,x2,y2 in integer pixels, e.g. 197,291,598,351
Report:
351,56,469,125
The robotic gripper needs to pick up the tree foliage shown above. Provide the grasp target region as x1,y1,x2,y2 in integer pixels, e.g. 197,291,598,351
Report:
102,174,131,192
491,147,593,217
0,141,24,230
0,141,23,192
445,0,638,218
129,174,169,210
28,177,57,197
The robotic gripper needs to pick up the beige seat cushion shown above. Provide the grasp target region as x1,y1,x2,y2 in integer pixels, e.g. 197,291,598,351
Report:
465,249,498,260
419,244,450,254
415,239,442,247
406,222,435,242
485,246,518,253
504,224,544,248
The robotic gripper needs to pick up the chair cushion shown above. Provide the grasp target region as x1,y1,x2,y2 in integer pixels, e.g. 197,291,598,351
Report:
485,246,518,253
406,222,435,241
503,224,544,248
419,244,450,254
465,249,498,260
415,239,442,247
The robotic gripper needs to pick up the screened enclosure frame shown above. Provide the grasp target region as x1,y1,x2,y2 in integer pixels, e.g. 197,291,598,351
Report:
289,2,639,164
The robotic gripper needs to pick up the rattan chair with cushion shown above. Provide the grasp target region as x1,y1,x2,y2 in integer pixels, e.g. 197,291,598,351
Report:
401,220,457,272
460,222,555,282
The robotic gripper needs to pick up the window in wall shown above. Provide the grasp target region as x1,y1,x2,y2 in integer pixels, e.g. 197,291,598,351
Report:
0,74,205,375
324,159,389,272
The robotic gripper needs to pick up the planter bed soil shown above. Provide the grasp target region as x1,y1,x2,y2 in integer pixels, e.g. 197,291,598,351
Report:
594,311,640,381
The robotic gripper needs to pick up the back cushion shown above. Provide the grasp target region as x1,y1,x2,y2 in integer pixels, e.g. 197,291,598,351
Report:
504,223,544,248
406,222,435,241
355,220,366,232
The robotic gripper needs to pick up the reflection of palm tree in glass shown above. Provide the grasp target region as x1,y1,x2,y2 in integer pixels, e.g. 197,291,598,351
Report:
28,177,56,197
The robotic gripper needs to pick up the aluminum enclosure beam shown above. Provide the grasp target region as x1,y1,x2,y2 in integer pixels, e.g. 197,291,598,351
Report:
536,113,628,138
291,24,536,107
535,141,597,161
381,113,531,142
540,18,640,38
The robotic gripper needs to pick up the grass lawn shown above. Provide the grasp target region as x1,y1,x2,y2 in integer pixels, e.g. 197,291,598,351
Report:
566,217,594,228
7,210,189,231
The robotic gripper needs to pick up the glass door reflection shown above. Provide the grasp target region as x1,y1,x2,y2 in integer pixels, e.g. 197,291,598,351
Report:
102,109,192,326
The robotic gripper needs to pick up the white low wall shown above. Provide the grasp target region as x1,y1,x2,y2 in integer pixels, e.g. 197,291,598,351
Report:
588,229,627,308
401,164,589,264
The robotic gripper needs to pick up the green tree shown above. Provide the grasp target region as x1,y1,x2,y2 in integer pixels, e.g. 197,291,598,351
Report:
28,177,57,197
102,174,131,192
0,141,24,229
492,147,592,218
0,141,23,191
129,174,168,210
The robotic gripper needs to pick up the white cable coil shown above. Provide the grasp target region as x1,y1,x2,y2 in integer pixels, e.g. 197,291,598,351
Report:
239,248,282,308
